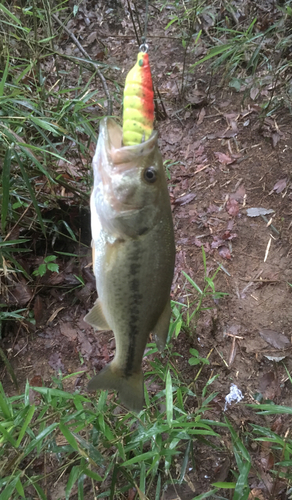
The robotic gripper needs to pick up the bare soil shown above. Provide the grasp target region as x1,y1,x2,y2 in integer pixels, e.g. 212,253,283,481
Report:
1,1,292,498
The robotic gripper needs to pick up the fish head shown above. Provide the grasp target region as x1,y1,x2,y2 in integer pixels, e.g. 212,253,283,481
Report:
92,117,167,238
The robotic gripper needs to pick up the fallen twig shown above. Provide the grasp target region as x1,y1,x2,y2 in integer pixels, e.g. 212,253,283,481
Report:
228,337,237,367
241,269,263,296
260,214,280,236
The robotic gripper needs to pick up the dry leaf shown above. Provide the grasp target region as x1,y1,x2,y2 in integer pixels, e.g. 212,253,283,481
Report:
9,282,32,306
272,178,287,194
86,32,97,44
259,329,290,349
250,86,260,100
259,371,281,400
207,204,219,213
222,231,237,241
60,322,77,341
218,246,232,259
78,330,93,357
271,416,283,434
187,89,208,107
197,107,206,125
226,199,239,216
230,185,246,202
248,489,266,500
30,375,43,387
161,483,195,500
49,352,65,372
260,450,274,471
174,193,196,206
34,296,45,326
127,488,137,500
213,457,231,482
225,112,239,132
214,151,234,164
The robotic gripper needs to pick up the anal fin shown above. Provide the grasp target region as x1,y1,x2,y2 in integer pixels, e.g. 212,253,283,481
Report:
84,298,110,330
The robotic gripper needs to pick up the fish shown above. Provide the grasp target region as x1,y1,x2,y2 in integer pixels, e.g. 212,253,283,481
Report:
122,51,154,146
84,116,175,412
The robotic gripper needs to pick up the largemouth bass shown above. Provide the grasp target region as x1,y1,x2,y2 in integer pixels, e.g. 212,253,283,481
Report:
85,117,175,412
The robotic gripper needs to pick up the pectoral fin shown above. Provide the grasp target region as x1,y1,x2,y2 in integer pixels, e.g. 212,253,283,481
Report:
84,299,110,330
152,300,172,352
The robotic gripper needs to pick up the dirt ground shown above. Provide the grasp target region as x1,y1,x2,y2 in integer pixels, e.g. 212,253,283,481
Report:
1,1,292,498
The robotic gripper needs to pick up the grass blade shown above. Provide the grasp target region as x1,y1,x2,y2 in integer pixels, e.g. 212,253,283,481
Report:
15,477,25,497
233,459,251,500
192,489,219,499
0,422,17,447
1,147,11,231
15,151,46,236
24,423,58,457
78,474,85,500
0,383,12,418
73,433,104,465
32,483,47,500
32,387,88,401
191,43,232,68
139,461,146,493
182,271,202,294
65,466,81,500
0,474,22,500
165,370,173,426
179,440,191,484
0,54,9,96
155,474,161,500
123,451,157,466
212,482,236,488
249,403,292,415
109,464,118,500
30,116,66,135
0,4,22,24
59,423,79,451
16,404,35,447
82,468,102,482
18,144,54,181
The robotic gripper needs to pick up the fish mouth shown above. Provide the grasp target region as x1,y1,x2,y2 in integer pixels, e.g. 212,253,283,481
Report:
102,117,158,165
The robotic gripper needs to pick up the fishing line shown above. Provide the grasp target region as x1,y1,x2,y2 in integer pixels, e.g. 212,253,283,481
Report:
140,0,149,52
126,0,140,47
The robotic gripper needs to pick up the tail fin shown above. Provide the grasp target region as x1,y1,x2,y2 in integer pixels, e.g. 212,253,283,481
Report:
88,363,144,413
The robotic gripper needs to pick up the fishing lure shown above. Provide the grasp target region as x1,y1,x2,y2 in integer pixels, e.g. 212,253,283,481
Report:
122,50,154,146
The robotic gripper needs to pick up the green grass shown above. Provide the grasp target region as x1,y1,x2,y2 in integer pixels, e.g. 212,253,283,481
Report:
160,0,292,113
1,1,292,498
0,340,291,499
0,256,290,498
0,357,222,499
0,1,112,241
170,247,228,339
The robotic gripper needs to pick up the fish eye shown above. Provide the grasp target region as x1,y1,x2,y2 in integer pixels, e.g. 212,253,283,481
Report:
144,167,157,183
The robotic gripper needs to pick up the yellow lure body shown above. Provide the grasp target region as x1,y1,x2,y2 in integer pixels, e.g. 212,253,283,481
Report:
123,52,154,146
